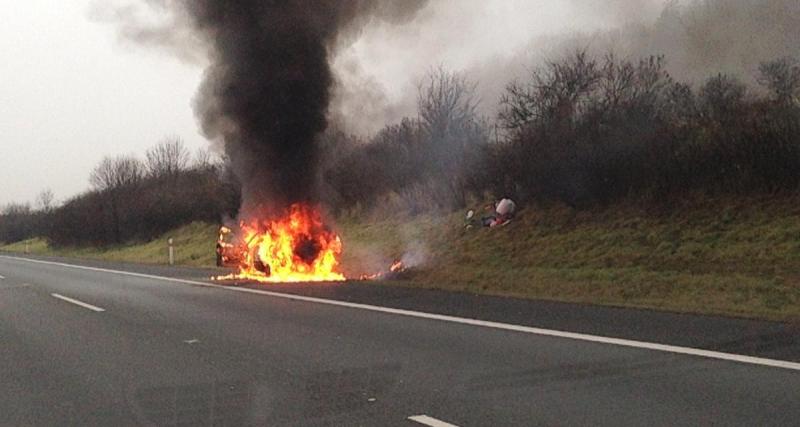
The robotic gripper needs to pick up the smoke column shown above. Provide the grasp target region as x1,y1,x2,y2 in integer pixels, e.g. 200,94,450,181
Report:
97,0,427,214
98,1,800,165
187,1,428,215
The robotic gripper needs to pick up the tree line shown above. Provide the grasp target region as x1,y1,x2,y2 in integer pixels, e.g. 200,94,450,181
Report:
322,53,800,213
1,138,240,247
2,51,800,246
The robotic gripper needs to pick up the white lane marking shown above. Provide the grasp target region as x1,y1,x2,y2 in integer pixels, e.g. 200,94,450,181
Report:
0,274,5,279
51,293,106,312
183,339,200,344
3,255,800,372
408,415,460,427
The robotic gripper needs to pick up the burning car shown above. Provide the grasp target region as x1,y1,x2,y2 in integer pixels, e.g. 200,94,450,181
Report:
216,226,242,268
214,204,346,283
214,204,408,283
215,225,274,275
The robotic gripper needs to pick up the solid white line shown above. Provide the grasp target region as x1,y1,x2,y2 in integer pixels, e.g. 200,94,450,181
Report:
51,293,105,312
3,255,800,371
408,415,460,427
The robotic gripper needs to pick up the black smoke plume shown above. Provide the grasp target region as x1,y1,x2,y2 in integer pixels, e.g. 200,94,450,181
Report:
190,1,427,215
97,0,427,215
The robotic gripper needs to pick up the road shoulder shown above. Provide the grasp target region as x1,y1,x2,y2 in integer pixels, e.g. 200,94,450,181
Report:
3,253,799,363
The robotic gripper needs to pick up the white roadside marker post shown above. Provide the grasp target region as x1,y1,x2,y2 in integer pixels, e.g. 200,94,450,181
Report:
168,238,174,266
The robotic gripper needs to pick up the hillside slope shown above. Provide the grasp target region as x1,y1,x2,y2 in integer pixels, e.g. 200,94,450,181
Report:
3,196,799,321
339,195,800,321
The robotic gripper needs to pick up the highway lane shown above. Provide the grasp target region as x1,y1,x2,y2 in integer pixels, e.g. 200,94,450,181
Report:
1,255,798,426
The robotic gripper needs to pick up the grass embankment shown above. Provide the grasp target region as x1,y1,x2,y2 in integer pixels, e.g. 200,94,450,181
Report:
339,195,800,321
3,196,799,321
0,222,218,268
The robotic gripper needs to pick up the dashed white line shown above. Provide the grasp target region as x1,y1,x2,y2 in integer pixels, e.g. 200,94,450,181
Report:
51,293,105,312
0,274,5,280
3,255,800,372
408,415,460,427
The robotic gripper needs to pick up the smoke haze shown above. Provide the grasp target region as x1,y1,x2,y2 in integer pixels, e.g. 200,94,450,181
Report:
331,0,800,134
96,0,800,184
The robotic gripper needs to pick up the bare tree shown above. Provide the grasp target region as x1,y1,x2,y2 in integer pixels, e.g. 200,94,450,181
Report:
145,136,190,178
0,203,35,244
417,67,485,207
90,155,144,191
35,189,55,213
699,74,747,122
500,50,601,132
193,147,213,170
758,57,800,106
89,155,143,243
418,66,479,140
1,203,31,216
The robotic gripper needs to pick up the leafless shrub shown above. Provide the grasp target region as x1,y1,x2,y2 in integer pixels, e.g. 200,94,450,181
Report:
491,51,800,206
500,51,601,132
0,203,35,244
90,155,144,191
35,189,55,213
758,57,800,106
417,68,487,207
145,136,190,178
698,74,747,122
45,161,239,247
418,66,478,139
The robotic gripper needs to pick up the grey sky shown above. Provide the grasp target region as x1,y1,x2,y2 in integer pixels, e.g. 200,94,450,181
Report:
1,0,664,207
1,0,204,207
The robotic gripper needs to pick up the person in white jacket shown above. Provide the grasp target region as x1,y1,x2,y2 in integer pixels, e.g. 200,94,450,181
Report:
466,198,517,229
488,198,516,227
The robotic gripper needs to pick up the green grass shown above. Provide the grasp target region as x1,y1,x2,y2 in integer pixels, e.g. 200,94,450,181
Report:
3,195,799,321
336,195,800,322
0,238,50,254
0,222,219,267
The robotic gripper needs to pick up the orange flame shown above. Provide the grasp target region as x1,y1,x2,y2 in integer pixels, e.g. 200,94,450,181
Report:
359,260,405,280
217,204,345,283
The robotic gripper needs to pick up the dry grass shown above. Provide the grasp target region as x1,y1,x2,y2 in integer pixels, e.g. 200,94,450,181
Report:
0,222,218,267
337,195,800,321
3,195,799,321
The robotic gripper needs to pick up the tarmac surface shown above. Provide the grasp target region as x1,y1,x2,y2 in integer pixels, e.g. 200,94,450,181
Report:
1,254,798,426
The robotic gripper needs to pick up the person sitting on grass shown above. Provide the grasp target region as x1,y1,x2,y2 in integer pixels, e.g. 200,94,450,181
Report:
465,198,517,229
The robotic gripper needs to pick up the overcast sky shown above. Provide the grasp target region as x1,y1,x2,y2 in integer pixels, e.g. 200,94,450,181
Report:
0,0,662,207
0,1,204,207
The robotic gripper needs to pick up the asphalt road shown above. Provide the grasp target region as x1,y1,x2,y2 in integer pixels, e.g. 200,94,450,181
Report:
1,255,798,426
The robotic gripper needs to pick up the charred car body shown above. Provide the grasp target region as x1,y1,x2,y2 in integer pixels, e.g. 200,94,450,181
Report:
215,226,243,267
215,226,272,275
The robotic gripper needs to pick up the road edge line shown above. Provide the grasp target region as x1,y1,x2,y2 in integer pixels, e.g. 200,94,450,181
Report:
3,255,800,372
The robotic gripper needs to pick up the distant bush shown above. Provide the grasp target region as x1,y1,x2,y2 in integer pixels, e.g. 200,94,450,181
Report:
0,203,38,244
323,68,490,214
43,160,239,248
0,139,242,248
322,52,800,212
488,51,800,206
6,52,800,247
